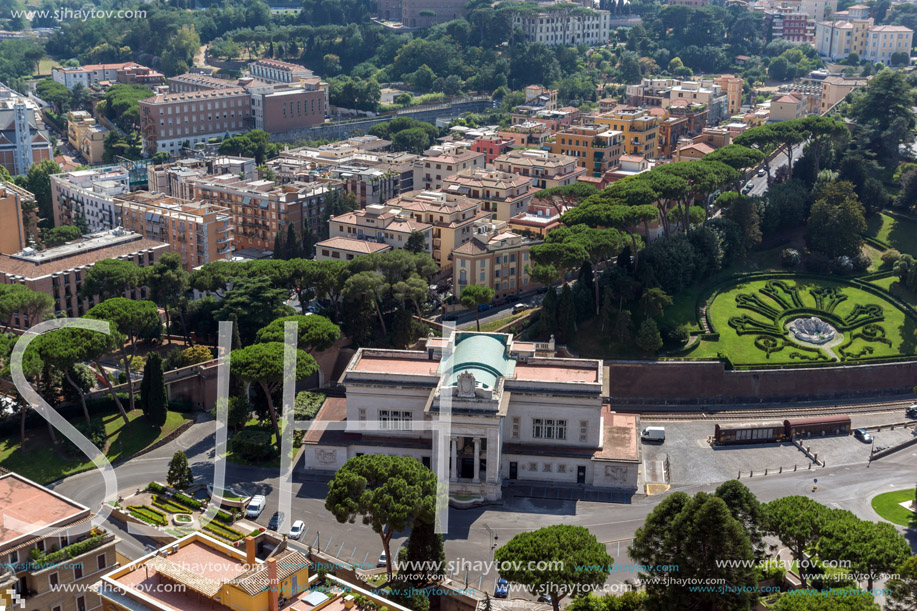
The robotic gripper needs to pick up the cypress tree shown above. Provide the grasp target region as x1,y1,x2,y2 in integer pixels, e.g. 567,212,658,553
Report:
141,352,168,427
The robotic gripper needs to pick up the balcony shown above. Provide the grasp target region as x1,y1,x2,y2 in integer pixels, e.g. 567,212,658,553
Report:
25,531,115,573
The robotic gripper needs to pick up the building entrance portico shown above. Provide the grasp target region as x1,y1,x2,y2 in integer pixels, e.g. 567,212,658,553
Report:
450,435,487,481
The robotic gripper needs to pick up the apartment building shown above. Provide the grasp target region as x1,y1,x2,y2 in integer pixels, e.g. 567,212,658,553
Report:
192,175,344,250
139,87,252,154
147,154,256,199
442,169,536,222
0,182,33,254
864,25,913,63
493,149,586,189
470,137,514,164
389,189,489,271
0,473,120,611
0,228,166,322
595,108,660,159
50,166,130,231
96,532,410,611
66,110,108,165
248,81,326,133
248,58,313,83
498,122,552,147
325,165,401,207
714,74,744,115
819,75,869,112
52,61,162,89
813,7,911,61
765,9,814,43
114,192,234,271
326,202,433,255
314,236,392,260
454,219,542,298
769,92,808,121
511,6,611,46
0,83,52,176
549,125,623,177
508,198,564,236
413,145,485,191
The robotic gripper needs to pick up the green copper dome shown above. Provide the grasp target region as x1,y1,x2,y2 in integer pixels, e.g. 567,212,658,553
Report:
438,332,516,390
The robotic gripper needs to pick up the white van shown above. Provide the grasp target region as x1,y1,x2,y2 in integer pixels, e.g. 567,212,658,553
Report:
245,495,266,518
641,427,666,443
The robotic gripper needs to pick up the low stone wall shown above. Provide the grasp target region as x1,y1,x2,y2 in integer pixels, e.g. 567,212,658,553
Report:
607,359,917,406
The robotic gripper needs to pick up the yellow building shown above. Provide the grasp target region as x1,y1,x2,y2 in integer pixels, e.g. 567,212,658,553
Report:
0,182,32,255
713,74,743,116
97,532,410,611
67,110,108,165
390,189,489,272
594,108,660,159
549,124,623,178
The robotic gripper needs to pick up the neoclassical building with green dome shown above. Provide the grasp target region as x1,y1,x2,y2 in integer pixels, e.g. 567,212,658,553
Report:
303,331,640,502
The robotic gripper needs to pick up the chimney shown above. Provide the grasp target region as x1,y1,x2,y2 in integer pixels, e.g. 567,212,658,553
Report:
267,557,279,611
244,536,256,566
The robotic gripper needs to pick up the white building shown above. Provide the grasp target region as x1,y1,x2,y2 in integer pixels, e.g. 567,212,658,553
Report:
50,166,129,232
512,6,611,46
303,331,640,501
0,83,52,176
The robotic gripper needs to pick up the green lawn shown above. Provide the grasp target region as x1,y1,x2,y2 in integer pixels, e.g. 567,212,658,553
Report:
688,277,917,365
871,489,916,526
35,59,60,76
0,409,190,485
865,212,917,257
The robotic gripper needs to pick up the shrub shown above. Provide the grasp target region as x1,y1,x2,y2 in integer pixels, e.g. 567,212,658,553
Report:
805,251,831,273
881,248,901,268
173,492,202,510
201,521,245,541
61,420,106,455
831,255,854,274
128,505,167,526
229,428,275,461
146,482,166,494
781,248,801,268
294,391,325,420
152,495,194,513
663,324,690,347
852,252,871,272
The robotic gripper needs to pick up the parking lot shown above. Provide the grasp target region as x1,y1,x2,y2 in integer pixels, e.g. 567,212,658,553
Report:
640,415,917,486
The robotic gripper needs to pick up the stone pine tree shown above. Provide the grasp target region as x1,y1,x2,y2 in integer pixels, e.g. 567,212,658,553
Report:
495,524,613,611
166,450,193,490
630,492,758,611
139,352,168,427
886,555,917,611
325,455,436,582
459,284,495,331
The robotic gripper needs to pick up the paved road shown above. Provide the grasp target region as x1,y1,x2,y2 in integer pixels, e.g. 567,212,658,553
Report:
49,408,917,599
744,143,806,198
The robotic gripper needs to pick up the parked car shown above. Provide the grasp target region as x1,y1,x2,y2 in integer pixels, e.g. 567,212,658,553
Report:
378,550,388,567
245,495,266,519
443,313,460,322
906,404,917,418
512,303,530,314
757,168,766,177
853,428,873,443
267,511,286,531
495,579,508,598
742,183,754,194
493,297,508,307
289,520,305,540
478,303,494,312
505,295,520,303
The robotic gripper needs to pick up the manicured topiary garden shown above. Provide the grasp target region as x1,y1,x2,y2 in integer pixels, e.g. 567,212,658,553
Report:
686,274,917,366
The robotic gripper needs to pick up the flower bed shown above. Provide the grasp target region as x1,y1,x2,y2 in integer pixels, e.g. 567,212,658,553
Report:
201,520,246,542
152,495,195,514
128,505,167,526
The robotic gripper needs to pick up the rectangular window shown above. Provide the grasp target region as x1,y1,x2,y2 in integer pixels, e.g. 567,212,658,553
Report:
49,572,59,587
512,417,520,439
580,420,588,443
74,563,83,579
97,554,106,571
533,419,566,440
359,408,366,421
76,596,86,611
379,410,411,431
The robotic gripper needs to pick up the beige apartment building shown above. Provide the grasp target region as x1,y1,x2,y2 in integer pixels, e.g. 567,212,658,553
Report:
454,219,542,298
0,182,33,255
326,202,433,254
413,145,485,191
0,229,167,322
146,155,256,199
192,175,344,251
493,149,586,190
0,473,120,611
314,236,392,261
388,190,489,272
595,108,660,159
114,192,234,271
549,125,624,177
714,74,743,116
819,75,869,113
442,169,536,222
66,111,107,165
